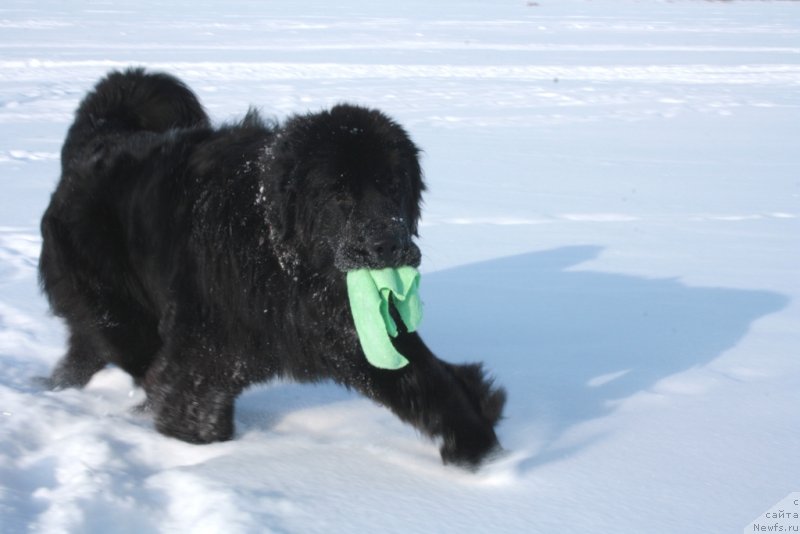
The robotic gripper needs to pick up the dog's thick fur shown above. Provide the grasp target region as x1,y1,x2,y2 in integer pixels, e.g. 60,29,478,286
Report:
39,68,506,467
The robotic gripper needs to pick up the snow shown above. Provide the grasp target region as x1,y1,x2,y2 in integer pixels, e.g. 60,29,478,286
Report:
1,0,799,532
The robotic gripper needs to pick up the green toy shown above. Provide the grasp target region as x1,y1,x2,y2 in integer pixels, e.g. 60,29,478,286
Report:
346,266,423,370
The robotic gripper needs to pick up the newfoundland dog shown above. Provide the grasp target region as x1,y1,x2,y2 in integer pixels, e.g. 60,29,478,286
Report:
39,68,505,467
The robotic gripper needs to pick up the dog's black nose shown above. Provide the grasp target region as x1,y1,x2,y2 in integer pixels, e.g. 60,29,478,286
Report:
370,233,409,266
362,222,421,268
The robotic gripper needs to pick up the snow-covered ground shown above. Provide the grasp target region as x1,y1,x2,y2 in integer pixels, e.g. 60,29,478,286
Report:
1,1,799,532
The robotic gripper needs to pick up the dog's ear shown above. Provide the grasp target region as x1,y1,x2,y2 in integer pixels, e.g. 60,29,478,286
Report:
259,142,303,275
260,114,316,243
264,176,296,242
409,163,425,237
400,142,425,237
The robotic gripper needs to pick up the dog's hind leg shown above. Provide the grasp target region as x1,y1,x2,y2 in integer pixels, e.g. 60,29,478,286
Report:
41,329,107,390
39,205,163,388
93,303,162,385
41,305,162,390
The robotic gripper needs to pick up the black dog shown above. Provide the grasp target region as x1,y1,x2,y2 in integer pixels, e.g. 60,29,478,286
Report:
39,68,506,467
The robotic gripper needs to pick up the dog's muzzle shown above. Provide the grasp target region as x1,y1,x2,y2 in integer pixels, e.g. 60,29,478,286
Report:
335,218,421,271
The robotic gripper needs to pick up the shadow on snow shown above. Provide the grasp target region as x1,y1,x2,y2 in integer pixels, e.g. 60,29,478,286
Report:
419,245,789,470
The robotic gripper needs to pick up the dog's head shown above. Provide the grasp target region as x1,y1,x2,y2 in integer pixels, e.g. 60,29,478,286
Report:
261,104,425,274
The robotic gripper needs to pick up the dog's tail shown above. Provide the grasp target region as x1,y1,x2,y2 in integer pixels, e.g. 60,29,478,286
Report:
63,67,209,159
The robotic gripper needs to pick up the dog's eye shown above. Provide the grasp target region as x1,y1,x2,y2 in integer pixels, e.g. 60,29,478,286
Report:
387,182,402,198
334,192,354,210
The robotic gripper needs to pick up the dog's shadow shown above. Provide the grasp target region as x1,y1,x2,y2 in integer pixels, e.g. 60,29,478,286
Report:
238,246,788,469
422,245,788,470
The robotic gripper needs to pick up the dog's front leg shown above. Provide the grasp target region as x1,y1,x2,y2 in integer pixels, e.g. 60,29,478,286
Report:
144,338,242,444
346,332,506,468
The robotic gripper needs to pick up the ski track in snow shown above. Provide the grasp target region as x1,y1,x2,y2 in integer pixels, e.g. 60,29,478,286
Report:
1,1,799,533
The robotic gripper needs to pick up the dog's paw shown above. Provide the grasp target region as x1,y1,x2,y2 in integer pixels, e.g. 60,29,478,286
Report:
440,427,502,471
